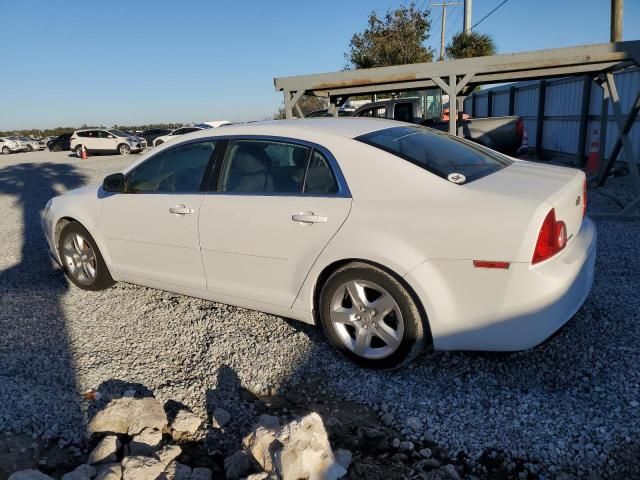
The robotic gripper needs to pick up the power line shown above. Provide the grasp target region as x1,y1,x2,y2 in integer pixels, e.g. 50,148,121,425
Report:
471,0,512,30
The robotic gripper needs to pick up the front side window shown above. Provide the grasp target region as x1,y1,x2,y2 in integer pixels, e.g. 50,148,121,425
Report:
358,106,387,119
127,140,216,193
357,126,512,183
220,140,310,194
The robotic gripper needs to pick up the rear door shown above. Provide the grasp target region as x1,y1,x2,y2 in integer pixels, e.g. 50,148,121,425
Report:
199,138,351,307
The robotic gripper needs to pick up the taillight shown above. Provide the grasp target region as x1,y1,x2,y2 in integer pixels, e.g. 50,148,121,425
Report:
532,209,567,264
583,179,587,218
516,118,524,142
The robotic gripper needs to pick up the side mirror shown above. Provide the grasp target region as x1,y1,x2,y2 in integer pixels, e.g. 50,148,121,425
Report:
103,173,125,193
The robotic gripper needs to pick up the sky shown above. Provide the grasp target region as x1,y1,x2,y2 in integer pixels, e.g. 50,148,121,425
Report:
1,0,639,131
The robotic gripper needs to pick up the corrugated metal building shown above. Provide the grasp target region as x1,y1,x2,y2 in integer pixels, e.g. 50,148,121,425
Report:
464,68,640,164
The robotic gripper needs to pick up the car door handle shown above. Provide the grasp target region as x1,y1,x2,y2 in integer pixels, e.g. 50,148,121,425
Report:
291,212,328,224
169,205,194,215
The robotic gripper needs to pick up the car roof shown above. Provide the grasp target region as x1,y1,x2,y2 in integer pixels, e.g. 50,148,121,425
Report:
186,118,401,140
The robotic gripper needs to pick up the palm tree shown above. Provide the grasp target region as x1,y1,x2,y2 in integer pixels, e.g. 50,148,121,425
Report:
446,31,496,59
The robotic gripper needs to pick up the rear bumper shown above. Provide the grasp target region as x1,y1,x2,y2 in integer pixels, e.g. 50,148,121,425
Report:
405,217,597,351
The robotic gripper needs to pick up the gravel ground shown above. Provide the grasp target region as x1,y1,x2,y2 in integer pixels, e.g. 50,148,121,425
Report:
0,150,639,478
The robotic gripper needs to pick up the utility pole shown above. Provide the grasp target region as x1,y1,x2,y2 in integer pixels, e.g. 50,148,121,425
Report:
611,0,623,42
433,1,461,61
463,0,472,33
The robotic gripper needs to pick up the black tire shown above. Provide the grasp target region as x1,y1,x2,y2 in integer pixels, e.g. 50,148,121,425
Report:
58,222,115,291
319,262,427,369
75,145,84,157
118,143,131,155
1,146,10,155
52,144,61,152
155,139,164,147
27,145,33,152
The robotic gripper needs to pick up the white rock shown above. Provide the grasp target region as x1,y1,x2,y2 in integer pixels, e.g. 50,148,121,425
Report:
122,457,165,480
171,410,202,434
163,462,191,480
224,450,251,480
62,464,96,480
242,415,281,472
89,398,168,435
89,436,121,464
157,445,182,468
130,428,162,456
95,464,122,480
189,468,212,480
9,470,55,480
211,408,231,429
334,449,352,470
245,474,272,480
244,412,346,480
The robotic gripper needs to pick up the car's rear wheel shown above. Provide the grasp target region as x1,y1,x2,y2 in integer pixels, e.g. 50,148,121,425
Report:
52,144,61,152
27,145,33,152
155,139,164,147
58,222,115,291
75,145,84,157
319,262,426,369
118,144,131,155
1,146,9,155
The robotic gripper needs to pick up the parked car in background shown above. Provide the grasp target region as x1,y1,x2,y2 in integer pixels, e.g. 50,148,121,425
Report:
6,136,29,152
306,107,356,118
47,133,73,152
153,124,212,147
43,118,595,369
141,128,172,147
18,136,45,151
70,128,147,156
352,97,524,156
0,137,22,154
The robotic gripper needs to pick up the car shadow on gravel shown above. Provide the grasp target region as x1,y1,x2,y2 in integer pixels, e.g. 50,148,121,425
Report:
0,163,87,448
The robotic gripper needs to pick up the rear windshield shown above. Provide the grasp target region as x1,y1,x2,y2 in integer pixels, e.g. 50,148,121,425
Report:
356,126,512,183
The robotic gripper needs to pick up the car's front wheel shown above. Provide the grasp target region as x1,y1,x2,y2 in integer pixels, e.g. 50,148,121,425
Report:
319,262,427,369
155,139,164,147
75,145,84,157
52,144,61,152
58,222,115,291
118,144,131,155
1,146,10,155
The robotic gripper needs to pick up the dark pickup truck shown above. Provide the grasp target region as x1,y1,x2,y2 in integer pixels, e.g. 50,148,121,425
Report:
351,97,524,156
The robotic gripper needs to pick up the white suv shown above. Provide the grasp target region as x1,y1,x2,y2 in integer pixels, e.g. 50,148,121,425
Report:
0,137,22,154
70,128,147,156
153,125,211,147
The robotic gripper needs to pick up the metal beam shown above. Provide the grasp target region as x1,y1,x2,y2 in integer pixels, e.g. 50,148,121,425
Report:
576,76,592,166
508,86,516,116
536,80,547,156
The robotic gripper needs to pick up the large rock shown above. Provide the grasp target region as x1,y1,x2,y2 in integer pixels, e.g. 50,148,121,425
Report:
62,465,96,480
171,410,202,434
189,468,212,480
243,412,347,480
211,408,231,429
224,450,252,480
242,417,280,472
89,436,121,464
9,471,55,480
130,428,162,456
162,462,191,480
89,398,168,435
425,465,461,480
157,446,182,468
95,464,122,480
121,457,165,480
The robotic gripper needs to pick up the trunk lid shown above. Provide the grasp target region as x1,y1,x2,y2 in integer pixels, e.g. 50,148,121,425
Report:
468,160,586,257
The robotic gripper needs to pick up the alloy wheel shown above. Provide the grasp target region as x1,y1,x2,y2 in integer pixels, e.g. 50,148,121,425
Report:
61,232,97,286
329,280,404,359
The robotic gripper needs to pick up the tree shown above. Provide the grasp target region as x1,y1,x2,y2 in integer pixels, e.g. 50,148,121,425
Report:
345,2,434,69
446,31,496,60
273,95,328,119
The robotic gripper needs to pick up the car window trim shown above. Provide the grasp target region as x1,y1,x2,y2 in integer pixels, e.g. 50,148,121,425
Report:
204,135,351,198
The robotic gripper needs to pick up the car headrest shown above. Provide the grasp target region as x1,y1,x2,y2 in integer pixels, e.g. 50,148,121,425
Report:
231,144,270,174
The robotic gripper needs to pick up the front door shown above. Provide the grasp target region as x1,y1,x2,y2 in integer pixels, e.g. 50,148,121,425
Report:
199,139,351,307
101,139,218,290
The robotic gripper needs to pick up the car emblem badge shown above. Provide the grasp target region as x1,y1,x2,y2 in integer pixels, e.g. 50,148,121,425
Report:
448,173,466,184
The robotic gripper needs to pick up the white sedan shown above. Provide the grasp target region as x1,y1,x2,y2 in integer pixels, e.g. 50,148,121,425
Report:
42,119,596,369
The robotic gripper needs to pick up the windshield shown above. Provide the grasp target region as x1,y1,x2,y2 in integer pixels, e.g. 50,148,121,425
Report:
108,129,131,138
356,126,512,183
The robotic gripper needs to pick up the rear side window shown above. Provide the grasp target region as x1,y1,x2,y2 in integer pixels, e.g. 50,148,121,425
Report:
304,151,338,194
356,126,512,183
